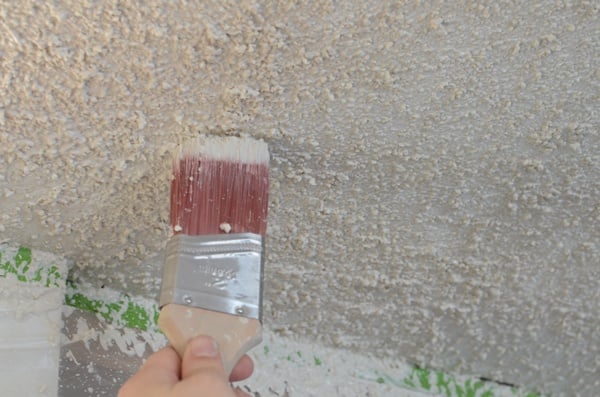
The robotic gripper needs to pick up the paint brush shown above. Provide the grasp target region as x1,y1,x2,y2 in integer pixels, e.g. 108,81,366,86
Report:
158,136,269,376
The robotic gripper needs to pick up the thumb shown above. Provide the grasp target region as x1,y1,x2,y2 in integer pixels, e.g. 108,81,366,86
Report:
181,335,227,381
176,335,234,396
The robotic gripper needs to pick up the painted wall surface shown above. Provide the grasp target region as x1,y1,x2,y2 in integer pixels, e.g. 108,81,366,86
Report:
0,1,598,395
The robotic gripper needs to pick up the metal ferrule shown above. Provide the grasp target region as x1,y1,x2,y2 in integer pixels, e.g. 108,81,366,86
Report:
159,233,263,321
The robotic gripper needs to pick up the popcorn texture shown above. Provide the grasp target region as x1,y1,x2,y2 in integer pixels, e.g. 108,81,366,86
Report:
0,2,598,396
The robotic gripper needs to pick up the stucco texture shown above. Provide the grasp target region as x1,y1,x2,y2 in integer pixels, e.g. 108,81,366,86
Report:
0,1,598,396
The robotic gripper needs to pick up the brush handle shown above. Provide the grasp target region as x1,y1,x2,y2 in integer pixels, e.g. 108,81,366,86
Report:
158,303,262,377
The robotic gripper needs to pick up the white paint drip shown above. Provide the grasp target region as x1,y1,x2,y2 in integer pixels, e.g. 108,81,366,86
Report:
219,222,232,233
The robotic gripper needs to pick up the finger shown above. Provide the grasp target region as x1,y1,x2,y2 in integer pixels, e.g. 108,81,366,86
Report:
180,335,227,380
229,355,254,382
118,347,180,397
175,335,234,396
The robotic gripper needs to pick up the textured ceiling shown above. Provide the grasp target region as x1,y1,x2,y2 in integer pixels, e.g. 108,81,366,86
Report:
0,1,598,396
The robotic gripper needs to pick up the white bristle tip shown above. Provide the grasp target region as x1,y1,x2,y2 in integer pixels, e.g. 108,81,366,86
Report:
179,136,269,164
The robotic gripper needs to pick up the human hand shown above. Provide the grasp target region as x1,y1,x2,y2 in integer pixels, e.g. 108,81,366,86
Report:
119,335,253,397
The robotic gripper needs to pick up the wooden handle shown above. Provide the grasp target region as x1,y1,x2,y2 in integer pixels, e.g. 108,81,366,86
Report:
158,303,262,377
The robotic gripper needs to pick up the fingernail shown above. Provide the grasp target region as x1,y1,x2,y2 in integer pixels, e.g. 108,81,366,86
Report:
190,335,219,358
234,387,251,397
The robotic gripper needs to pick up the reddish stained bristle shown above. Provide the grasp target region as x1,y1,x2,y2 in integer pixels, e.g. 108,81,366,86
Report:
170,154,269,236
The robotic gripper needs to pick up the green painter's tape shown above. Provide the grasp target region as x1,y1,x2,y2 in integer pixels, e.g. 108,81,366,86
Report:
5,245,545,397
0,246,62,287
65,280,159,332
437,371,453,396
376,366,542,397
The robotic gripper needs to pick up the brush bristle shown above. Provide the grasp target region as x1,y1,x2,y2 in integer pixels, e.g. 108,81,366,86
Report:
170,136,269,236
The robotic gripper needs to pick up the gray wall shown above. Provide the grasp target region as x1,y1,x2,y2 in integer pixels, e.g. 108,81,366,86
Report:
0,1,598,395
